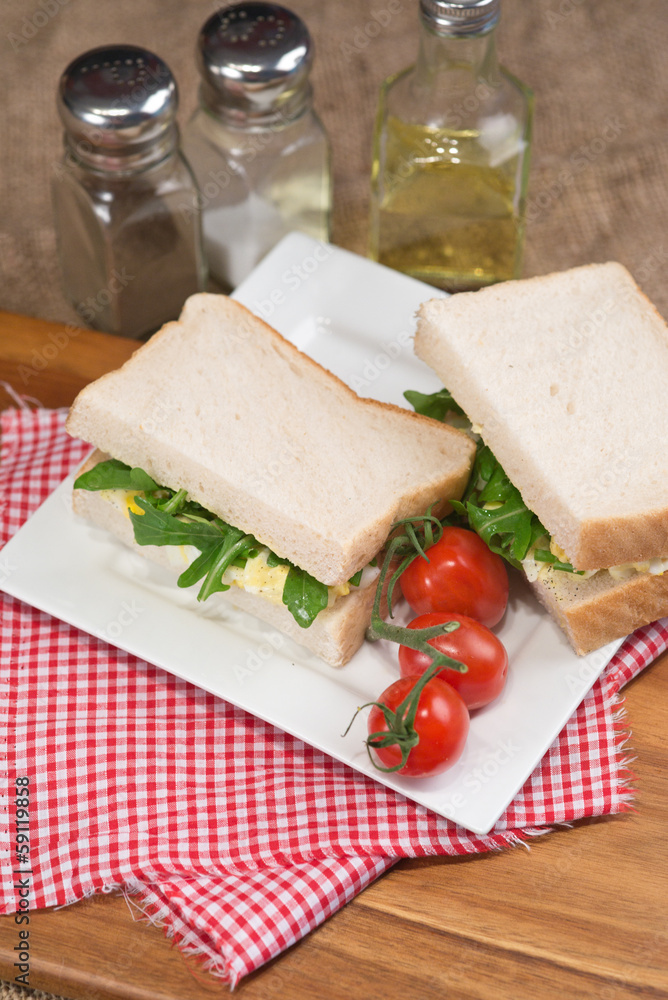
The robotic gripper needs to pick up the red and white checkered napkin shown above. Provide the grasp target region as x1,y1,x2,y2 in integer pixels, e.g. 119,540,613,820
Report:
1,409,666,986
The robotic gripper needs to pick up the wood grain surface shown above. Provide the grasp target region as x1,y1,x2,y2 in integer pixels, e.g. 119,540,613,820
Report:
0,312,667,1000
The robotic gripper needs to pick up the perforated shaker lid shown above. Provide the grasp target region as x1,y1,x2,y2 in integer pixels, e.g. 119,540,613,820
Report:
197,3,313,123
57,45,178,159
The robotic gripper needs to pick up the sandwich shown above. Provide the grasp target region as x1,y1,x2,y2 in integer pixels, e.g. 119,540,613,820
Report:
411,261,668,655
66,293,475,666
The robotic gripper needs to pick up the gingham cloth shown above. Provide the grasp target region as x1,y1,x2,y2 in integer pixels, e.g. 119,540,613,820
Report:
1,409,666,986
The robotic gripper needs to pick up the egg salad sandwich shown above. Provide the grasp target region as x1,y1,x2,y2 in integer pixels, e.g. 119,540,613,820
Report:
410,261,668,655
66,293,475,666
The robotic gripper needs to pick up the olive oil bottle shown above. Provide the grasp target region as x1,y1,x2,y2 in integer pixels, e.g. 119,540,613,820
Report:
369,0,533,292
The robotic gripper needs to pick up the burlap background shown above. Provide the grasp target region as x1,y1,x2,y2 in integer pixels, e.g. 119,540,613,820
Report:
1,1,667,998
1,0,668,327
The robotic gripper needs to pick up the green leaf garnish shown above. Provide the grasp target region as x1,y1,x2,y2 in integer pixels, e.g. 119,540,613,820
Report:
281,566,329,629
405,389,580,574
129,498,223,549
77,458,334,625
129,498,259,602
266,551,292,568
74,458,159,492
404,387,466,421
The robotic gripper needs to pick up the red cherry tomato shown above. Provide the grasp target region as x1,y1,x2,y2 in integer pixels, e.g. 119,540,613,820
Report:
398,612,508,710
400,526,509,627
367,675,469,777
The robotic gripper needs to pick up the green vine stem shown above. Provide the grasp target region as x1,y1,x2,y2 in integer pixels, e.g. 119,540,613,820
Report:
344,657,464,773
365,513,468,675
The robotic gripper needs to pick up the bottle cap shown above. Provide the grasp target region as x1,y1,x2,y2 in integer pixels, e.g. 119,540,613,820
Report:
57,45,178,167
420,0,500,35
196,3,313,124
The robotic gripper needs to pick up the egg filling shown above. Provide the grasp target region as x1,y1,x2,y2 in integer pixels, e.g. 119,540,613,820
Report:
521,535,668,585
97,487,379,609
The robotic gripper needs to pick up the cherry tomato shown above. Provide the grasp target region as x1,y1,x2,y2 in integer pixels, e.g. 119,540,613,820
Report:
400,526,508,627
367,675,469,777
398,612,508,710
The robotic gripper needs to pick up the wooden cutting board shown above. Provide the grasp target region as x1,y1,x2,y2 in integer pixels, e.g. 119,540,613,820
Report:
1,310,667,1000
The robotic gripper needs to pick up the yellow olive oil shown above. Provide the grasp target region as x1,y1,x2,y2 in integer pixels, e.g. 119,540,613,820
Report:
368,2,533,293
371,118,525,292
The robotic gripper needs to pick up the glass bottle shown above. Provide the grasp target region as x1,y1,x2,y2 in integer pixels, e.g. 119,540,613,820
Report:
369,0,533,292
183,2,331,291
52,45,206,339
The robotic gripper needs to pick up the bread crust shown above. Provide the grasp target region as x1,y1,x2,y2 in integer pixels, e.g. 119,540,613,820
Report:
530,565,668,655
573,513,668,574
72,456,383,667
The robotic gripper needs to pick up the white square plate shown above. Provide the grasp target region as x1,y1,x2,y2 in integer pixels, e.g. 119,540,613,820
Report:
0,233,623,835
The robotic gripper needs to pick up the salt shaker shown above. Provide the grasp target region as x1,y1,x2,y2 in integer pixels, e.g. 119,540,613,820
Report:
183,3,331,291
52,45,206,339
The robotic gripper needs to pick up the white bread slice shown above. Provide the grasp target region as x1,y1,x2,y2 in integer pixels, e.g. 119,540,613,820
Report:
73,455,381,667
530,566,668,655
67,294,475,587
415,262,668,570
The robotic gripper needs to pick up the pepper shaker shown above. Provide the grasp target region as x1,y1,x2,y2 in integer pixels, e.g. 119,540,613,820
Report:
52,45,206,339
183,3,331,291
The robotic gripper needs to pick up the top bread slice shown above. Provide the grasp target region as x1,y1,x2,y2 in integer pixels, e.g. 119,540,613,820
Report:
67,293,475,586
415,262,668,570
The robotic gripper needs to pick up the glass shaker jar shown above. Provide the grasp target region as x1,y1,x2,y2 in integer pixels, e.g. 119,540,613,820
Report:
52,45,206,339
369,0,533,292
183,2,331,291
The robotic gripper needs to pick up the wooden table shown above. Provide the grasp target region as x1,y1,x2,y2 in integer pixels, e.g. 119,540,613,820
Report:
1,310,667,1000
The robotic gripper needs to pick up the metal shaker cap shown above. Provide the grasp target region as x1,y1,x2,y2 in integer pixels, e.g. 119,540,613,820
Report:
57,45,178,164
420,0,500,35
197,3,313,124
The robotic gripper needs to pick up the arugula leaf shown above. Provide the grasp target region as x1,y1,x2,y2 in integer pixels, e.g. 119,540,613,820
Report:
74,458,159,492
80,458,337,625
282,566,329,629
404,387,466,421
266,551,292,568
348,569,363,587
155,488,188,515
191,530,259,602
130,499,259,601
404,389,580,575
130,499,223,549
